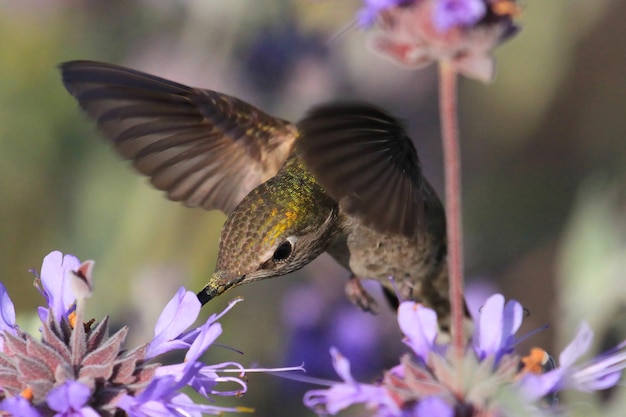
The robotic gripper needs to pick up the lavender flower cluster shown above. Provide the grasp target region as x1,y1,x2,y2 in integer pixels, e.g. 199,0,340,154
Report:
0,251,299,416
304,295,626,416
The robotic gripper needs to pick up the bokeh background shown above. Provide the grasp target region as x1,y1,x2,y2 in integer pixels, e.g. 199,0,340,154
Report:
1,0,625,415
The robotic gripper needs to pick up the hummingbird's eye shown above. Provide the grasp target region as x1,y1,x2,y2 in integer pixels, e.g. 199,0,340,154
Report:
272,240,293,262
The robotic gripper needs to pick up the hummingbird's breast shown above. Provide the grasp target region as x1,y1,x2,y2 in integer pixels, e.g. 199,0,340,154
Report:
329,218,440,282
326,183,449,314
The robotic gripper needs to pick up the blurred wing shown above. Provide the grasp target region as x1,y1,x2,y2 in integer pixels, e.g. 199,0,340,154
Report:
60,60,297,214
297,103,425,238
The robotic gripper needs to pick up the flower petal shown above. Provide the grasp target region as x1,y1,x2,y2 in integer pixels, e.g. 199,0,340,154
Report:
0,282,16,336
475,293,504,357
433,0,487,32
147,287,201,358
330,347,354,384
78,407,102,417
304,383,391,415
185,322,222,365
473,293,523,360
398,302,438,362
570,343,626,391
0,396,42,417
39,251,81,321
559,322,593,368
47,380,92,412
579,371,622,391
517,369,565,401
415,395,454,417
69,260,95,300
501,298,523,348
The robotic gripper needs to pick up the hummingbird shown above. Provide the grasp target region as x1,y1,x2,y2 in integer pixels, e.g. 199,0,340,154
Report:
60,60,454,328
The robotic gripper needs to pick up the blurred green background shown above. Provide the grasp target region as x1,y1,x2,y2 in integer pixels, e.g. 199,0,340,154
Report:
1,0,625,415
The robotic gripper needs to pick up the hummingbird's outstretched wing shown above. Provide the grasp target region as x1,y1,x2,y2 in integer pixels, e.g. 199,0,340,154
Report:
60,60,297,214
297,103,426,238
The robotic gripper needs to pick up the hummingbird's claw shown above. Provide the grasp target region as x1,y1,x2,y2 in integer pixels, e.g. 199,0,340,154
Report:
345,275,379,314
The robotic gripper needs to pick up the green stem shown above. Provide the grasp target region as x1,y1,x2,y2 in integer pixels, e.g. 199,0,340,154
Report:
438,61,465,355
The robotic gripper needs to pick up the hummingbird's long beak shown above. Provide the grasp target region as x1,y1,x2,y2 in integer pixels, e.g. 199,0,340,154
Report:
196,272,245,306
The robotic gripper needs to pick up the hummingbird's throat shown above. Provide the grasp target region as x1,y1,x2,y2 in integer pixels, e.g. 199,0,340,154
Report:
196,273,246,306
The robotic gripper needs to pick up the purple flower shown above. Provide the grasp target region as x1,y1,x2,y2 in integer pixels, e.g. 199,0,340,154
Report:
0,396,42,417
473,293,523,362
397,302,438,362
47,380,99,417
35,251,80,322
0,282,16,350
118,365,240,417
117,371,196,417
0,251,300,416
519,322,626,400
414,396,454,417
152,302,249,400
146,287,202,358
305,294,626,416
433,0,486,32
304,347,397,415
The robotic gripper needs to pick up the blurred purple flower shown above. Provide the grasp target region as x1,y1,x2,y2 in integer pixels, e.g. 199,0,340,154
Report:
414,396,454,417
473,293,523,362
433,0,486,32
0,396,42,417
519,322,626,400
304,347,397,415
47,380,98,417
281,283,385,383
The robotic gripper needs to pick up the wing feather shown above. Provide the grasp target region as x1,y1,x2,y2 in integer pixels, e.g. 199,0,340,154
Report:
297,103,428,238
61,60,297,214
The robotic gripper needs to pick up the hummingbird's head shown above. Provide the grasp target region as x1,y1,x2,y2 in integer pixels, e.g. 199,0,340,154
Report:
197,158,339,305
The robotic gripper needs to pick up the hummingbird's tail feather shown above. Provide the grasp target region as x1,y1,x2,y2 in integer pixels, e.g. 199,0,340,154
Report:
297,103,427,239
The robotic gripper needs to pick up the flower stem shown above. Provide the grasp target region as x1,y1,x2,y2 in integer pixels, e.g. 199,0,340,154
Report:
438,61,465,355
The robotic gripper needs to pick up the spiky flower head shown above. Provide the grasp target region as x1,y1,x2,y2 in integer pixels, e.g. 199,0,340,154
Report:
0,251,300,416
357,0,520,82
0,307,157,416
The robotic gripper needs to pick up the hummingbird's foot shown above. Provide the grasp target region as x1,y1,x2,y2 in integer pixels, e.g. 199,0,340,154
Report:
345,275,379,314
